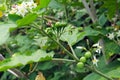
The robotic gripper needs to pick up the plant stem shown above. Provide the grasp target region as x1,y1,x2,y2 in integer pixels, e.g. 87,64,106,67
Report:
81,0,96,23
85,65,113,80
28,63,38,75
64,2,68,22
52,58,76,62
4,44,13,56
33,23,79,62
68,43,79,60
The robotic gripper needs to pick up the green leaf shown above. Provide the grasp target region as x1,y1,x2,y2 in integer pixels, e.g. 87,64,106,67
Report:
17,13,37,27
60,26,85,45
84,27,100,36
51,72,65,80
99,67,120,80
8,14,22,22
84,60,120,80
60,26,100,45
100,0,120,19
48,0,63,9
36,61,57,70
104,38,120,59
98,13,107,26
118,58,120,61
0,23,17,45
35,0,51,10
0,49,54,71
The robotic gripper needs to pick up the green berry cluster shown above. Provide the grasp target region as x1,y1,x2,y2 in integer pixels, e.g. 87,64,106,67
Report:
77,51,92,68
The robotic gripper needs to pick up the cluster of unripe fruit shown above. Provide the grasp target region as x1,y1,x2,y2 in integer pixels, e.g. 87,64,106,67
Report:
77,51,92,68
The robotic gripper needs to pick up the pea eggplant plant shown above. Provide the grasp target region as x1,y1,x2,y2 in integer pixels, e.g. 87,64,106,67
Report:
0,0,120,80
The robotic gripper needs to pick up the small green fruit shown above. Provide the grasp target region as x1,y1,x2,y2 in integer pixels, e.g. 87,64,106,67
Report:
77,62,84,69
55,22,67,27
85,51,92,58
80,57,86,63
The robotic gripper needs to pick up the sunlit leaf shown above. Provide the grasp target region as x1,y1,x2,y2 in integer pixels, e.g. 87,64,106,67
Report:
17,13,37,27
60,26,100,45
0,49,54,71
0,23,17,45
35,0,51,10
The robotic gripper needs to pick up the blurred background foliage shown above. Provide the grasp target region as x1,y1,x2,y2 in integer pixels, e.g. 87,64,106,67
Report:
0,0,120,80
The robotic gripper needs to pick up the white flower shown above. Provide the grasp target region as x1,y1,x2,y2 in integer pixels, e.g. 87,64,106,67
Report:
9,0,37,17
107,33,114,40
9,5,18,14
16,4,28,17
92,56,99,67
116,30,120,37
93,42,100,47
95,48,101,54
93,42,102,54
26,1,37,10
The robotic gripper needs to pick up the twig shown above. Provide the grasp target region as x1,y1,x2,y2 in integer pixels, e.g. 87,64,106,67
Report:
81,0,96,23
44,15,59,22
28,63,38,75
68,43,79,60
52,58,76,62
89,0,97,22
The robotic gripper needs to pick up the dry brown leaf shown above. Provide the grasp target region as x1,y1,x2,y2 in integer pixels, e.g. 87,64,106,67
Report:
0,11,3,18
35,72,46,80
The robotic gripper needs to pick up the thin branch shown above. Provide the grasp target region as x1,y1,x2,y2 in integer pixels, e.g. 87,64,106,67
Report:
89,0,97,22
52,58,76,62
81,0,96,23
68,43,79,60
44,15,59,22
28,63,38,75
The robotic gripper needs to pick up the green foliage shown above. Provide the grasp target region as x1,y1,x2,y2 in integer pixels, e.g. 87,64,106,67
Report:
17,13,37,26
60,26,100,45
35,0,51,10
0,0,120,80
100,0,120,19
104,38,120,59
0,50,54,71
84,60,120,80
98,13,107,26
0,23,17,45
